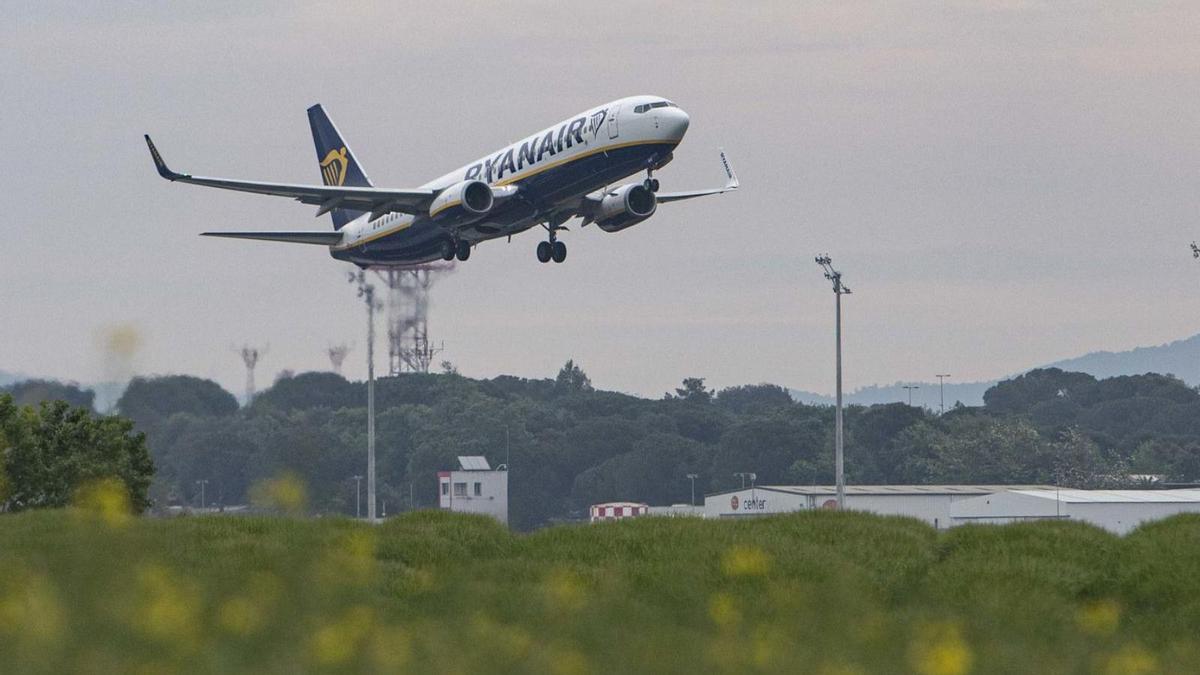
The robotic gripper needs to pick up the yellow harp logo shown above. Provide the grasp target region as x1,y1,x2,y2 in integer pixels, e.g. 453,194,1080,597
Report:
320,147,349,186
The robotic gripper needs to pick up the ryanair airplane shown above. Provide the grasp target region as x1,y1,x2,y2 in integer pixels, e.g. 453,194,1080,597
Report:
145,95,737,266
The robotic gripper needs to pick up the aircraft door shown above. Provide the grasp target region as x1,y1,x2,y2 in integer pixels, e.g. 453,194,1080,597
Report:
608,104,620,139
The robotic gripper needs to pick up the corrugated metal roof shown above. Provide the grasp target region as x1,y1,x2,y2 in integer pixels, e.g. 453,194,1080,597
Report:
457,456,491,471
1010,489,1200,503
707,485,1052,498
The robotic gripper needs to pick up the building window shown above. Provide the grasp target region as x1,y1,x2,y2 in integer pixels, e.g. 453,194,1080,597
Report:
614,507,624,517
474,482,482,496
453,482,467,497
441,482,448,496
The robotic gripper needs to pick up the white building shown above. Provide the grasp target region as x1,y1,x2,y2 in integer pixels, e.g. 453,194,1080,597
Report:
647,504,704,518
438,456,508,525
950,489,1200,534
704,485,1050,529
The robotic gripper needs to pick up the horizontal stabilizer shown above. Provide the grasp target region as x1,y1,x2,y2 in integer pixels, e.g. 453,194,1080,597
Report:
200,231,343,246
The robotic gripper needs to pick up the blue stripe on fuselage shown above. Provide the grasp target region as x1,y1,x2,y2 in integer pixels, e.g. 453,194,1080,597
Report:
331,141,675,267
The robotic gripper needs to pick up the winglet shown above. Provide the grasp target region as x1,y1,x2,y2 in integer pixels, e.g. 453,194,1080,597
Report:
719,148,739,190
144,134,183,181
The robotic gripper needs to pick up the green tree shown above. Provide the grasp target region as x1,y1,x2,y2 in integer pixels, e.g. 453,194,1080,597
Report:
670,377,713,405
118,375,238,427
250,372,359,412
3,379,95,411
715,384,794,415
555,359,593,393
0,394,153,512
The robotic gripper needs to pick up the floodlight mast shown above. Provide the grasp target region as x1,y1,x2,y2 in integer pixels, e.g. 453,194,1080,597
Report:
816,255,851,510
350,270,380,522
936,374,951,415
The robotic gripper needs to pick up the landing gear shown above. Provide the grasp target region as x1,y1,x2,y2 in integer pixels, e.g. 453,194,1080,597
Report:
536,218,570,264
643,168,660,193
455,239,471,262
439,239,455,261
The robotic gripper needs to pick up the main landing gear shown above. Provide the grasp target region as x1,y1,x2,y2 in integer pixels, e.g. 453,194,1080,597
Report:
440,239,472,262
536,239,566,264
537,221,568,264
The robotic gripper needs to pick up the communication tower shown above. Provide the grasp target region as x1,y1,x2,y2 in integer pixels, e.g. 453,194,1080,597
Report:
327,344,351,374
373,263,453,374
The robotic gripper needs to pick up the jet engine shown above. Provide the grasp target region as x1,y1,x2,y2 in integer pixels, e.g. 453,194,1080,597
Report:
595,183,658,233
429,180,495,224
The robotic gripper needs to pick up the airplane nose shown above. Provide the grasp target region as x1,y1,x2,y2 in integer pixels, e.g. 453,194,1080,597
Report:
663,108,690,140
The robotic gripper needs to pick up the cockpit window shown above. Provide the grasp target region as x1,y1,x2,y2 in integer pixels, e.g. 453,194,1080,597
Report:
634,101,675,114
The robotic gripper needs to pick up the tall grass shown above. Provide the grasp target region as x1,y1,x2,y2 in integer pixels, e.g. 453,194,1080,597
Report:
1,508,1197,673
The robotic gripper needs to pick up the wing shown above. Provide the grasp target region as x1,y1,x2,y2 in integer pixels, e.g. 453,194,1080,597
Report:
200,231,344,246
654,149,739,203
145,135,435,219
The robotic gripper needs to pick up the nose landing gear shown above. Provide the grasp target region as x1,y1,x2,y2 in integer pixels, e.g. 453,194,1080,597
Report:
643,167,660,193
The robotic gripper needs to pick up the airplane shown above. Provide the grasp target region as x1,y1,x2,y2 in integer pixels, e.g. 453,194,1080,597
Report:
144,95,738,267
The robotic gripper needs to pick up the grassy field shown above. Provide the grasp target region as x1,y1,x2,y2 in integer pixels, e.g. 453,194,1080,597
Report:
1,503,1198,674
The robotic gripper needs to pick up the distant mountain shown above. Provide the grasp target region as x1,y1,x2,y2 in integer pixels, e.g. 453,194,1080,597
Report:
0,370,23,387
790,380,995,410
1044,334,1200,387
791,332,1200,409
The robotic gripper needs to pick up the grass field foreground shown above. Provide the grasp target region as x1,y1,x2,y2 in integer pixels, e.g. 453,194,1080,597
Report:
1,502,1199,674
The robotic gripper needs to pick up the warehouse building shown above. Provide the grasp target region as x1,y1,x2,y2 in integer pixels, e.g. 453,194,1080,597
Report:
438,456,508,525
949,488,1200,534
704,485,1049,529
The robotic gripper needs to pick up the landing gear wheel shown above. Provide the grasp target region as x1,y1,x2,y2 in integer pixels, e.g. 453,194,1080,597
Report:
643,176,660,192
552,240,567,263
536,240,552,263
440,239,455,261
455,239,471,262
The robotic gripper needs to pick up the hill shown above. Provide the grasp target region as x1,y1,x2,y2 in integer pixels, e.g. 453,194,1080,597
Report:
1,508,1197,673
793,331,1200,408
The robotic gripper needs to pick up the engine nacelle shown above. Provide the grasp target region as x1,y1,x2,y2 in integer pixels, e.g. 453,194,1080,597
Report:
429,180,494,224
596,183,658,233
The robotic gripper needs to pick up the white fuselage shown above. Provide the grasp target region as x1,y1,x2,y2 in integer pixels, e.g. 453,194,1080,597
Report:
331,95,689,266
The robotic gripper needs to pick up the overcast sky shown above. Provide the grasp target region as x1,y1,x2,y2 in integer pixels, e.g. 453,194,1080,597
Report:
3,1,1199,399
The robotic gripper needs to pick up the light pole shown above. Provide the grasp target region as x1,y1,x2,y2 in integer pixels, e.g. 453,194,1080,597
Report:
935,374,951,415
351,270,380,522
686,473,698,506
352,475,363,519
816,255,850,510
902,385,919,406
195,479,208,511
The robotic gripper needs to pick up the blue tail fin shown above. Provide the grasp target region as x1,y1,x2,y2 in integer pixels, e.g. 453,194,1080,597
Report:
307,104,373,230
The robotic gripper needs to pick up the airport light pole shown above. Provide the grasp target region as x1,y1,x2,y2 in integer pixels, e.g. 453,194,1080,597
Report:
351,271,380,522
816,256,850,510
686,473,698,506
195,479,208,511
352,475,363,519
935,374,951,415
903,385,919,406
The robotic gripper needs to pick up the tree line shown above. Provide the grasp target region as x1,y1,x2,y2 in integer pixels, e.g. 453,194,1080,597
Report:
4,365,1199,528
